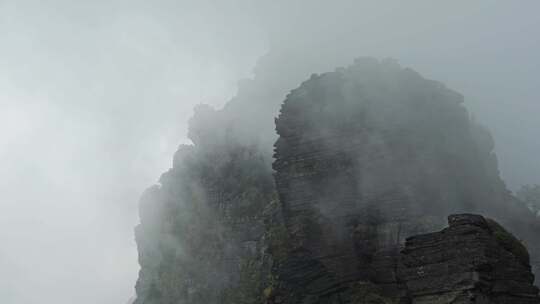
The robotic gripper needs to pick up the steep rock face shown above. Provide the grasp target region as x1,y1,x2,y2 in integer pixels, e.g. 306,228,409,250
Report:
133,57,539,304
401,214,540,304
134,148,273,304
132,52,306,304
271,58,538,302
134,107,276,304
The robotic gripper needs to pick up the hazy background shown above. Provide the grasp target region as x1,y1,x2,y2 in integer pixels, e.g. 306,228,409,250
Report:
1,1,538,303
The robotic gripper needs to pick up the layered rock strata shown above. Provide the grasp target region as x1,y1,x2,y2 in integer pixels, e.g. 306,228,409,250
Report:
271,58,521,302
133,58,540,304
401,214,540,304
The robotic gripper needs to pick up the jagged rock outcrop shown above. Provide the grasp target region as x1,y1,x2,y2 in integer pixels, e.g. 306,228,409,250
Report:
133,57,539,304
272,58,485,301
134,109,276,304
401,214,540,304
132,52,304,304
270,58,539,302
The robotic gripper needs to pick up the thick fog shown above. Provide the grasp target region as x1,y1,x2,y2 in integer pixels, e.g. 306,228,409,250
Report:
1,1,539,303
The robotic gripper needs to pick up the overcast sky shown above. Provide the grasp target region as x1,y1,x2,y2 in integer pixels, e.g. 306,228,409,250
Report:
1,1,539,303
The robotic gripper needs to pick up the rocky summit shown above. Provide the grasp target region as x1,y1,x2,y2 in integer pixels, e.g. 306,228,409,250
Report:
133,58,540,304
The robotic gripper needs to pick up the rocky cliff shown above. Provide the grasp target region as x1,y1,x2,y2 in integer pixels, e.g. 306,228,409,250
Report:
402,214,539,304
133,54,292,304
133,58,539,304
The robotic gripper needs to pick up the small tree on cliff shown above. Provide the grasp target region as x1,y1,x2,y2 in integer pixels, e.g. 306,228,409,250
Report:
516,184,540,217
